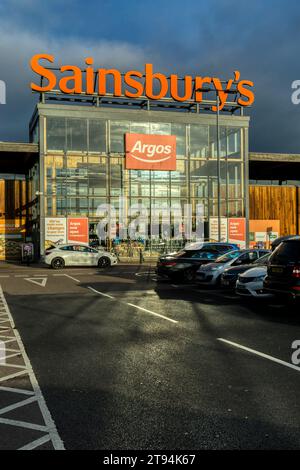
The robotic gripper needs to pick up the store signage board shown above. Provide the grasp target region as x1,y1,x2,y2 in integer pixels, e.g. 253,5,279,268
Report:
67,218,89,244
30,56,255,109
125,134,177,170
209,217,228,242
45,218,67,245
228,218,246,248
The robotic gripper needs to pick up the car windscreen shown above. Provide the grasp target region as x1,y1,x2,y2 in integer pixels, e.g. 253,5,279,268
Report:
253,253,270,265
270,242,300,264
215,250,240,263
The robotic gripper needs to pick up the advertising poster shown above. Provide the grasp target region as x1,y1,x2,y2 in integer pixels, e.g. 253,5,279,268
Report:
45,218,67,246
228,218,246,248
209,217,228,242
67,218,89,244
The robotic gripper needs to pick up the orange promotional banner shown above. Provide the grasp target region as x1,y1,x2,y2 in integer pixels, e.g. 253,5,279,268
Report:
228,218,246,248
125,133,176,170
67,218,89,244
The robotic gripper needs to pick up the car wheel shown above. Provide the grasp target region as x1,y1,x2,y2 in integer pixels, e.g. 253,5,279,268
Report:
183,268,195,282
98,257,111,268
51,257,65,269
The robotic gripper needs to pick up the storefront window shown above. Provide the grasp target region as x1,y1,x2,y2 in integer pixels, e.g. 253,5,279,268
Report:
190,125,208,158
89,120,106,153
171,124,186,158
66,119,87,152
47,117,66,150
110,121,130,153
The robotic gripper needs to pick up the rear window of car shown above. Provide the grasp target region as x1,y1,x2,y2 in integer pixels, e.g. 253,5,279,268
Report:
59,245,73,251
270,241,300,264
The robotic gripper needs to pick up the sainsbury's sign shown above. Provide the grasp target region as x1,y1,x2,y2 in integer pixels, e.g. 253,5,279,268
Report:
125,134,176,170
30,55,255,111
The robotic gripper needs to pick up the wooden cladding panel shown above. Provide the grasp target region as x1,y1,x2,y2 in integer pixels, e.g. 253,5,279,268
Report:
249,185,299,236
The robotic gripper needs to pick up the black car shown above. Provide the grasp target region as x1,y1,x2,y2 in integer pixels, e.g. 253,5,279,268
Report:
220,251,270,288
156,243,239,282
264,238,300,300
271,235,300,251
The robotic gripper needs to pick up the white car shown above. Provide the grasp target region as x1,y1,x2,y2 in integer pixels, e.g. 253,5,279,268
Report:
45,244,118,269
235,266,272,298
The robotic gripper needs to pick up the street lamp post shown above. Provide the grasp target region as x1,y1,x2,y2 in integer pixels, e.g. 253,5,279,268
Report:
216,92,221,242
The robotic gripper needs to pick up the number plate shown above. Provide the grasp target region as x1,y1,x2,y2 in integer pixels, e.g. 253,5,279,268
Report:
271,267,283,273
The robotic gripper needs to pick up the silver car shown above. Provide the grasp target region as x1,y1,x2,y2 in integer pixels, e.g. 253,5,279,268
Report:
236,266,272,298
45,244,118,269
196,249,266,286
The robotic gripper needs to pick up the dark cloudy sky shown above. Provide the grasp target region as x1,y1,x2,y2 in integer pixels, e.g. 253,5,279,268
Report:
0,0,300,153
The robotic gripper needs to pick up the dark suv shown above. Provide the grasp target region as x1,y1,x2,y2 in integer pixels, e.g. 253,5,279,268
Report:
156,243,239,282
264,237,300,300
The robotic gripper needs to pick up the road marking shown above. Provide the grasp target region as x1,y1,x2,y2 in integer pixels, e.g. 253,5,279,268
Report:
24,277,47,287
87,286,178,324
62,274,80,283
126,303,178,324
0,417,48,432
18,434,51,450
0,396,37,415
0,386,34,396
87,287,115,299
218,338,300,372
0,285,65,450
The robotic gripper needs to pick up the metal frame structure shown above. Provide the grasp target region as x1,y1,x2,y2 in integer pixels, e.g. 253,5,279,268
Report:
30,78,250,255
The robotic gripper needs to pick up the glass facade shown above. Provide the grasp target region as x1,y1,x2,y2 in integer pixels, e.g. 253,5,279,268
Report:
38,109,248,250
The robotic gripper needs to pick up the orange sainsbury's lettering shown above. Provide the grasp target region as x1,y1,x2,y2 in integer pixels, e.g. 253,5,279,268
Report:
29,55,255,109
30,54,56,92
124,70,144,98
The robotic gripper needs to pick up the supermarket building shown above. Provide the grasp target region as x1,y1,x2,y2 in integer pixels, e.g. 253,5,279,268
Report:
0,63,299,260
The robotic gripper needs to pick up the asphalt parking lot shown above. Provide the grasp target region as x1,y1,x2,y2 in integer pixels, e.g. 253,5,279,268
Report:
0,263,300,450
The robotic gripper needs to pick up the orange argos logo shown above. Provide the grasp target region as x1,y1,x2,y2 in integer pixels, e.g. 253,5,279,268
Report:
30,54,255,111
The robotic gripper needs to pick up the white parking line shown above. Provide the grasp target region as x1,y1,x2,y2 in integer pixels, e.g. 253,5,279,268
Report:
0,285,65,450
87,287,115,300
126,303,178,324
87,286,178,324
218,338,300,372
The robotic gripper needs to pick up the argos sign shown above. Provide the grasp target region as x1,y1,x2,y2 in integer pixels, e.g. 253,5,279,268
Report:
125,134,176,170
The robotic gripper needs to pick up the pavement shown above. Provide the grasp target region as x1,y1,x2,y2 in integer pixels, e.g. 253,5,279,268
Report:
0,262,300,449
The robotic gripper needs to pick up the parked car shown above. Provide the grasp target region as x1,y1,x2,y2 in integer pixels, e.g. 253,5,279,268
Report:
196,249,268,286
45,244,118,269
220,251,270,288
271,235,300,251
236,265,271,298
156,243,239,282
264,238,300,300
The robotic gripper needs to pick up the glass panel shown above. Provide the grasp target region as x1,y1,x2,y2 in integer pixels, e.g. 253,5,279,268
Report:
88,155,107,196
110,121,130,153
149,122,171,135
171,160,187,198
46,117,66,150
190,124,208,158
66,119,87,151
130,122,149,134
110,157,124,197
151,171,170,198
227,127,241,159
89,197,107,216
89,120,106,152
130,170,150,197
171,123,186,158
